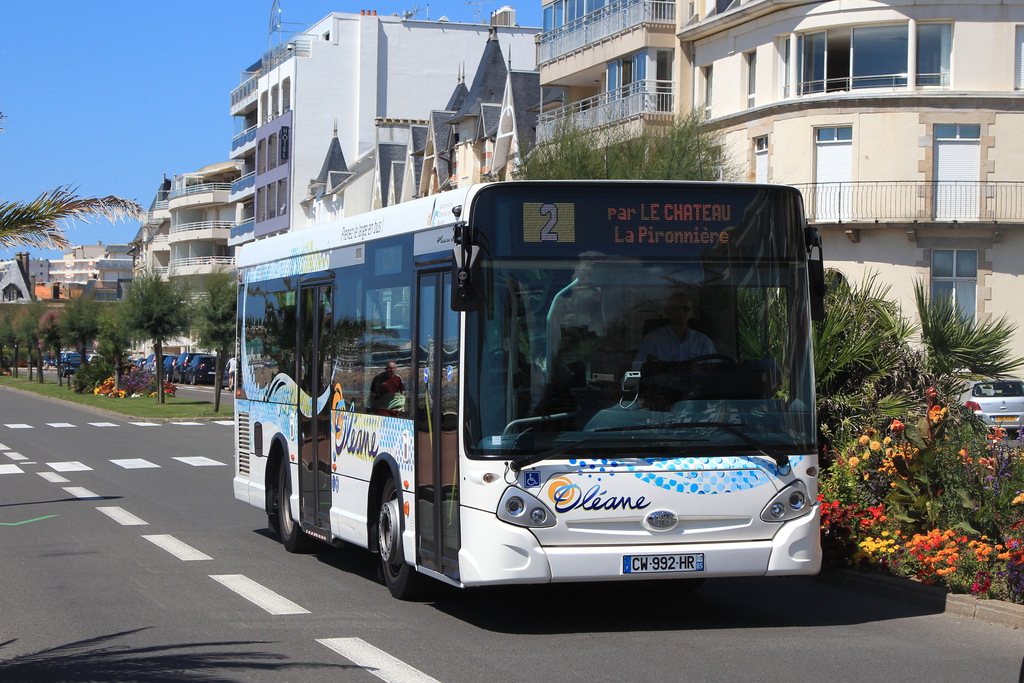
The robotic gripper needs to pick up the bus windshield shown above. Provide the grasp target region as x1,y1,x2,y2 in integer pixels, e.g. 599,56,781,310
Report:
463,182,816,460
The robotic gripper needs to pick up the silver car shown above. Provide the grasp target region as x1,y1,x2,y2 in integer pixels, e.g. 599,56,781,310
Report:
964,379,1024,433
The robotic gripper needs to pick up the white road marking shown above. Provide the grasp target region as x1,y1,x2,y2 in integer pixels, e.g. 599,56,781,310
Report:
5,452,28,461
47,423,76,428
37,472,69,483
96,506,148,526
143,534,212,561
63,486,103,500
317,638,442,683
48,461,92,472
128,422,160,427
171,422,203,426
0,443,9,450
0,464,24,475
88,422,119,427
209,574,309,615
213,421,234,426
4,424,32,429
173,456,226,467
111,458,160,469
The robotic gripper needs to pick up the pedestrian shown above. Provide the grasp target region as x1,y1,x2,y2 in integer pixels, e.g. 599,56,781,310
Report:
226,356,236,391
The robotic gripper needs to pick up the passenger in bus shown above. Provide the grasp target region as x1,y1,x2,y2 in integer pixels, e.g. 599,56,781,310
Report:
634,292,716,366
370,362,406,416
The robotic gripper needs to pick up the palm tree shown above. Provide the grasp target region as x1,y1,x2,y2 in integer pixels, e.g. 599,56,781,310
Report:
0,111,143,249
0,185,143,250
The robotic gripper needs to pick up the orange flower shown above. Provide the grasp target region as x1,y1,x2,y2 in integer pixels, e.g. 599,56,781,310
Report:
889,419,905,433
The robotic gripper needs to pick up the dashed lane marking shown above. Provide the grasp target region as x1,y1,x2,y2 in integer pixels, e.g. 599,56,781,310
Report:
209,574,310,615
127,422,160,427
63,486,103,500
316,638,442,683
4,424,32,429
47,423,75,428
0,442,8,449
143,534,212,561
96,506,148,526
37,472,69,483
0,464,24,475
173,457,227,467
5,452,28,461
48,462,92,472
88,422,119,427
111,459,161,469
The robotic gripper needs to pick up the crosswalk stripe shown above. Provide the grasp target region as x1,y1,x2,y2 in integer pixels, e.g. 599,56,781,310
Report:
209,574,309,615
96,506,148,526
316,638,441,683
173,456,226,467
48,461,92,472
47,423,76,428
37,472,70,483
143,534,211,561
5,452,28,461
111,458,160,469
88,422,119,427
0,442,8,450
4,424,32,429
128,422,160,427
0,464,24,475
63,486,102,500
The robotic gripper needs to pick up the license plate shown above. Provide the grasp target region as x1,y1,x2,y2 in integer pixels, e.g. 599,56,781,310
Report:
993,416,1019,422
622,553,704,574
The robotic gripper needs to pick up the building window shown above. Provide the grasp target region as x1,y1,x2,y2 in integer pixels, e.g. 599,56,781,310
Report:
934,124,981,220
754,136,768,183
267,183,277,219
702,65,713,117
931,249,977,322
257,139,266,175
268,133,278,170
1015,26,1024,90
814,126,853,221
917,23,952,86
745,50,757,107
780,35,792,98
278,178,288,216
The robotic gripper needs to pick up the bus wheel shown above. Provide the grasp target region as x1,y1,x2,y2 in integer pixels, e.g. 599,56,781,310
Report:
378,478,421,600
278,458,313,553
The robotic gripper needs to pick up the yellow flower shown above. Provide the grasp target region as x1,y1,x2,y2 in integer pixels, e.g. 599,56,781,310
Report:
883,436,892,445
858,435,870,446
870,441,882,452
1012,492,1024,506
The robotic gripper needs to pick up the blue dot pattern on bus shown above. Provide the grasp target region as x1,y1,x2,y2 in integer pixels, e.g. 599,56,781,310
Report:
566,456,802,494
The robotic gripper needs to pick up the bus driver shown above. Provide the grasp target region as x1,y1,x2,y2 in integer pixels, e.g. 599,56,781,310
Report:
634,292,716,365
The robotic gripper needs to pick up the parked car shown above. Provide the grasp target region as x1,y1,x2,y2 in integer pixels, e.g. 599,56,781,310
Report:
59,352,82,377
183,355,219,385
171,352,198,383
964,379,1024,434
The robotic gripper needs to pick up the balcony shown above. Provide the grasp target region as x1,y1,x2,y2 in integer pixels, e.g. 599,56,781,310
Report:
168,221,234,244
539,0,676,64
789,181,1024,225
167,256,236,277
169,183,233,200
230,73,259,112
231,125,257,153
230,172,256,200
538,80,674,141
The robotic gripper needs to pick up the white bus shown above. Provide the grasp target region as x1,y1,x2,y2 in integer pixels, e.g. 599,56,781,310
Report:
233,180,824,599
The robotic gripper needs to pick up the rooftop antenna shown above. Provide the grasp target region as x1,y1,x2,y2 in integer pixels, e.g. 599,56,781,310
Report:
268,0,282,48
466,0,495,23
402,4,429,20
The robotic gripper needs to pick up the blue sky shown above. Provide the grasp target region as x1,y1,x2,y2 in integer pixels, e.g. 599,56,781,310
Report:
0,1,541,263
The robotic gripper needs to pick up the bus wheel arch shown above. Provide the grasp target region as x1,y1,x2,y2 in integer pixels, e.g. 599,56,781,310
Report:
370,459,422,599
264,437,288,535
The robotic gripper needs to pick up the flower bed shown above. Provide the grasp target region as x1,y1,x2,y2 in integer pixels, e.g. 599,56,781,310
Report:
93,365,176,398
820,388,1024,603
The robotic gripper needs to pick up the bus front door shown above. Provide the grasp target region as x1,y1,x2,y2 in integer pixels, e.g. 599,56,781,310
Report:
297,281,334,532
415,271,461,581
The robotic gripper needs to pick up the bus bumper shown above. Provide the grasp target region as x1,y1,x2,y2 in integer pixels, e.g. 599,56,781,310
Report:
458,505,820,586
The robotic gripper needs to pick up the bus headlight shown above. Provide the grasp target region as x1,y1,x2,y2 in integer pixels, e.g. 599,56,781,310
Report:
760,481,813,523
497,487,556,528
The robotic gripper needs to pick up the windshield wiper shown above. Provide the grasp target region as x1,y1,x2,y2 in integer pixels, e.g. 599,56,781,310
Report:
592,421,790,469
509,436,694,473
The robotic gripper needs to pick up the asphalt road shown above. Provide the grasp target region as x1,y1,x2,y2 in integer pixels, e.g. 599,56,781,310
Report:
1,386,1022,683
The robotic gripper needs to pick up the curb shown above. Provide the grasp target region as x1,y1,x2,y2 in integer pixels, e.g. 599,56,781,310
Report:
0,382,231,423
819,568,1024,630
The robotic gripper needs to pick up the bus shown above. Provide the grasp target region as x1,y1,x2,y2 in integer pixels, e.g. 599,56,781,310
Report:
233,180,825,599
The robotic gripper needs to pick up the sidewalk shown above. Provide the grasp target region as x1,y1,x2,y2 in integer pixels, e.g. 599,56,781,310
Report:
820,567,1024,630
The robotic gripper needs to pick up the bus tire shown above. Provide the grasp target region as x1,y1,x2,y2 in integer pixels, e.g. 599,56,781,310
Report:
278,458,314,553
377,477,422,600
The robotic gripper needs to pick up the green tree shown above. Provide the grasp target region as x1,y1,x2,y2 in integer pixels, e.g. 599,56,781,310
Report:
0,309,15,373
0,185,144,250
914,280,1024,400
96,304,134,393
514,110,738,181
14,301,48,381
59,293,101,366
120,270,192,403
193,270,237,413
37,307,62,384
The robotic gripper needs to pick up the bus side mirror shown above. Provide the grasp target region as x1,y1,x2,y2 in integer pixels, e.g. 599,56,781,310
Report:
451,208,483,312
805,226,826,322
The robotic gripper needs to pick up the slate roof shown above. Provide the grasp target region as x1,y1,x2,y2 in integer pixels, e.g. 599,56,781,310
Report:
446,28,508,125
0,261,32,301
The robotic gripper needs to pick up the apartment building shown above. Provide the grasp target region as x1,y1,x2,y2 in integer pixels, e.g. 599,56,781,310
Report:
166,161,240,289
130,176,172,276
539,0,1024,359
49,243,133,301
229,9,538,242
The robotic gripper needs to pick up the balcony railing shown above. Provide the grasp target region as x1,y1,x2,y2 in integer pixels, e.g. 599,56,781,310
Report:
789,181,1024,223
231,219,255,241
170,221,235,235
230,73,259,108
168,256,235,269
538,80,674,141
168,183,233,200
798,72,950,96
231,172,256,194
539,0,675,64
232,126,258,151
